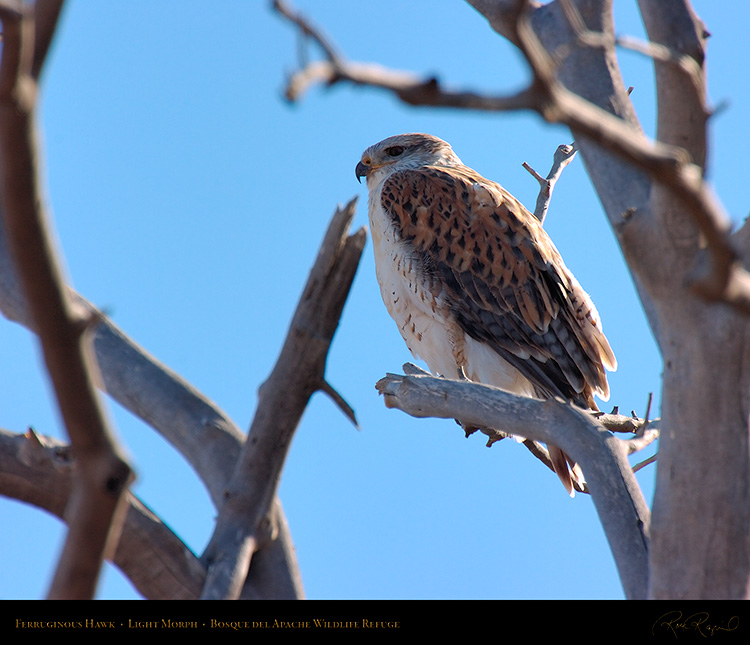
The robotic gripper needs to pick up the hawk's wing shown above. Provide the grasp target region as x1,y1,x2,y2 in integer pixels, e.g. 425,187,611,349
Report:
379,165,616,408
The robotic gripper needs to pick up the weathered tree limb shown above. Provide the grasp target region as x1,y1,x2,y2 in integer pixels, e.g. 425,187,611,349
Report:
0,0,345,600
199,199,366,600
0,199,363,599
402,361,658,492
376,370,651,600
631,0,750,601
0,235,246,508
0,286,305,598
0,427,205,599
0,0,136,600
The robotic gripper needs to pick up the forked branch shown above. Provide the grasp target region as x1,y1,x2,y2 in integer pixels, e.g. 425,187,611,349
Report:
522,142,577,223
199,199,366,600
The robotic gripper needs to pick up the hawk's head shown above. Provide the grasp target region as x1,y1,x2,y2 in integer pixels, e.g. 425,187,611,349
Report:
356,133,461,185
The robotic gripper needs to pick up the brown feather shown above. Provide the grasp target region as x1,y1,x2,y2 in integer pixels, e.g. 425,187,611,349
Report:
360,133,616,496
380,165,615,407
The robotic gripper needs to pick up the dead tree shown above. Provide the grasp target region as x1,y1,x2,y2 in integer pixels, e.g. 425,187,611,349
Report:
2,0,748,602
274,0,750,600
0,0,365,599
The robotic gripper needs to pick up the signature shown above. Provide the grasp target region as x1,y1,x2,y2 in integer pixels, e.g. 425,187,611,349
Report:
652,611,740,638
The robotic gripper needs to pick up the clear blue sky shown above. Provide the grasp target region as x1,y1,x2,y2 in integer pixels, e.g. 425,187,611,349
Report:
1,1,747,600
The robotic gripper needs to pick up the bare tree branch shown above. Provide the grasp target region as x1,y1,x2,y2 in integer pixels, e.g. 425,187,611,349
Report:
522,142,577,223
0,199,364,599
200,199,366,600
0,427,205,599
404,362,657,493
0,0,135,600
376,370,650,600
275,0,750,315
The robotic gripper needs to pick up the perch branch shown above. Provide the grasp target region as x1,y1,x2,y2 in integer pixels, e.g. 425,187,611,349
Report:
376,370,650,599
399,364,658,492
0,0,136,600
0,0,303,601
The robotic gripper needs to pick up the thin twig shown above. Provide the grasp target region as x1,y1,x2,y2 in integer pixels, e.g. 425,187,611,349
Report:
622,392,660,457
320,378,359,429
522,142,577,223
274,0,535,111
633,453,657,473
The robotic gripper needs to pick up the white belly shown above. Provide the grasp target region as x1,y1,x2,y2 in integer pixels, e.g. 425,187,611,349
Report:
368,200,460,379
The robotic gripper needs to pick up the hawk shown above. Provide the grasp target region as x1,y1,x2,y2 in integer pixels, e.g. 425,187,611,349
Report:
356,133,617,496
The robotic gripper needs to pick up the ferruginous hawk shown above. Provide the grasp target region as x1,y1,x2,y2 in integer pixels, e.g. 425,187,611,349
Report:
355,133,617,496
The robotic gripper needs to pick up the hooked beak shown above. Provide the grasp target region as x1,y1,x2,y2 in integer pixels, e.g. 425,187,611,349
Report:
355,161,370,184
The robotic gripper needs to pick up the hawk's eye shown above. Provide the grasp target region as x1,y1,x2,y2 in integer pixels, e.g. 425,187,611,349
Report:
385,146,404,157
